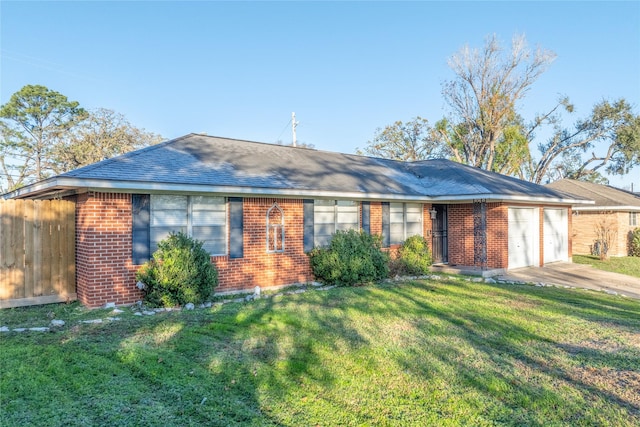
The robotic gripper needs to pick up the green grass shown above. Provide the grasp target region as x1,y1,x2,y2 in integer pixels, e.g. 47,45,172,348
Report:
573,255,640,278
1,279,639,426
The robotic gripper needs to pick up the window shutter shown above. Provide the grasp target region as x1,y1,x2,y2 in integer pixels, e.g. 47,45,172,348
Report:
132,194,150,265
361,201,370,234
229,197,243,258
303,199,314,252
381,202,390,247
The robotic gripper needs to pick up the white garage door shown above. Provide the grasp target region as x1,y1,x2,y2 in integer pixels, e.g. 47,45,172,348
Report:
543,208,569,264
508,207,539,269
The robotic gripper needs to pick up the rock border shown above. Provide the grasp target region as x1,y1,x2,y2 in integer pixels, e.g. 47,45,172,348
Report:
1,276,627,333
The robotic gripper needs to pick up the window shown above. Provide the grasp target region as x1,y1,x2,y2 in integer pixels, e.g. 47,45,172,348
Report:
631,212,638,227
266,203,285,253
389,202,423,245
150,195,226,255
314,200,359,246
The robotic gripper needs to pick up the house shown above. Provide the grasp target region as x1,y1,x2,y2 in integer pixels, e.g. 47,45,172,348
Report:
546,179,640,257
3,134,589,307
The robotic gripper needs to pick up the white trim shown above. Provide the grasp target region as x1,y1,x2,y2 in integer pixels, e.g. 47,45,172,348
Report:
3,176,593,206
573,205,640,212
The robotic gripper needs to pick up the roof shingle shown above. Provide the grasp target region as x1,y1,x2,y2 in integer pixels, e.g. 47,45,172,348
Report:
546,179,640,209
7,134,588,203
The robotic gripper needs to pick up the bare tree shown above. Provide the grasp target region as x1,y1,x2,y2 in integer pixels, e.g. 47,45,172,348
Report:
437,34,556,172
593,212,617,261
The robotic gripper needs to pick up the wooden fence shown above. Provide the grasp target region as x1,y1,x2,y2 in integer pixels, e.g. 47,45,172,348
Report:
0,199,76,308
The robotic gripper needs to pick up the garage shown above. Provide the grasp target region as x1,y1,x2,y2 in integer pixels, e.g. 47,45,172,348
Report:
543,208,569,263
508,207,539,269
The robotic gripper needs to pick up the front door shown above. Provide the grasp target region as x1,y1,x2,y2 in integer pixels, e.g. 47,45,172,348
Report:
431,204,448,264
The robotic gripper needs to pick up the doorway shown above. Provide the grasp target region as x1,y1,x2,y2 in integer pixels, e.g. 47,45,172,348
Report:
431,204,448,264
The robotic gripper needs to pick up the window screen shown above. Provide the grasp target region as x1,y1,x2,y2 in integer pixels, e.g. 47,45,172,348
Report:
390,203,405,245
150,195,226,255
151,195,188,253
191,196,226,255
389,202,423,245
314,200,359,246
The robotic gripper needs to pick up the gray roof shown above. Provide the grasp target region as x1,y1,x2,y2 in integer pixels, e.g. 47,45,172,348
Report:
5,134,588,204
546,179,640,211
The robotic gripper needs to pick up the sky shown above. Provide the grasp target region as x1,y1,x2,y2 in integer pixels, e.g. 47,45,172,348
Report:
1,1,639,189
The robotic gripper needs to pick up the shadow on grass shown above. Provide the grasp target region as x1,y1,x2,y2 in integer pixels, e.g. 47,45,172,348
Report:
379,281,640,419
2,280,639,425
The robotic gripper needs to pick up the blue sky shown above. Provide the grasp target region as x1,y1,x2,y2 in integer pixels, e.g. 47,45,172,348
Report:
1,1,639,188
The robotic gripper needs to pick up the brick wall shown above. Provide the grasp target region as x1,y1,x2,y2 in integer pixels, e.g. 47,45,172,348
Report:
446,203,509,269
448,204,473,266
423,204,433,238
617,211,637,256
74,194,314,306
213,198,312,293
572,210,635,257
370,202,382,236
486,203,508,269
75,192,140,307
72,193,574,307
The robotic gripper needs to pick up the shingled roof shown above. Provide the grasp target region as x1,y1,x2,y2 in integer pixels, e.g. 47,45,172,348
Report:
4,134,588,204
546,179,640,211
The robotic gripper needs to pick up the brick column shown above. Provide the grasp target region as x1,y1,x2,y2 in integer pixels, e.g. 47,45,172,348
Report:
75,192,140,307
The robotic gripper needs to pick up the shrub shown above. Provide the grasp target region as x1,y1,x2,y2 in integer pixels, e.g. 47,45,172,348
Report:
630,228,640,257
392,235,433,276
308,229,389,286
136,232,218,307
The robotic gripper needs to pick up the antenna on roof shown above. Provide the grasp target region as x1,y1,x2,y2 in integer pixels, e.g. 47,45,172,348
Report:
292,112,298,147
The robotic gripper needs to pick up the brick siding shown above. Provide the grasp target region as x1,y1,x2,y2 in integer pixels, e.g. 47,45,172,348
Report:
572,210,636,257
75,193,140,307
486,203,508,269
212,198,312,293
370,202,383,236
74,194,313,306
71,193,572,307
446,203,509,269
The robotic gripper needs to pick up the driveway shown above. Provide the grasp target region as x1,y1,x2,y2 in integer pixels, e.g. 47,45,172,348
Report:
496,262,640,300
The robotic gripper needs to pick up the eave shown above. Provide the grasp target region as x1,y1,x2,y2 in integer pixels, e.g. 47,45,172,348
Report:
2,177,592,206
574,205,640,212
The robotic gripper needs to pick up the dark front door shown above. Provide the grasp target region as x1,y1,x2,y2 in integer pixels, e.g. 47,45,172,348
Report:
431,204,448,264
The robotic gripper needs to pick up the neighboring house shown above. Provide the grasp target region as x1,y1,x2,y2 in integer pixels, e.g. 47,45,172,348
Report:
546,179,640,257
4,134,589,307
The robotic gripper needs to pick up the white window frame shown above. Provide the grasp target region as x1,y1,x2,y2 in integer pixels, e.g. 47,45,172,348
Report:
313,200,359,247
390,202,423,245
150,195,227,256
631,212,638,227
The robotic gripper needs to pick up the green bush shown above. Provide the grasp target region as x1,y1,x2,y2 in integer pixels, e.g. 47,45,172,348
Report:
136,232,218,307
630,228,640,257
308,229,389,286
392,235,433,276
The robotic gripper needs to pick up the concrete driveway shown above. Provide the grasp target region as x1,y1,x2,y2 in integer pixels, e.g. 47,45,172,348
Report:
496,262,640,300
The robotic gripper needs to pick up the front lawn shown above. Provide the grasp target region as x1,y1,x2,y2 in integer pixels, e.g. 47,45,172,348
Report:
1,278,639,426
573,255,640,278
